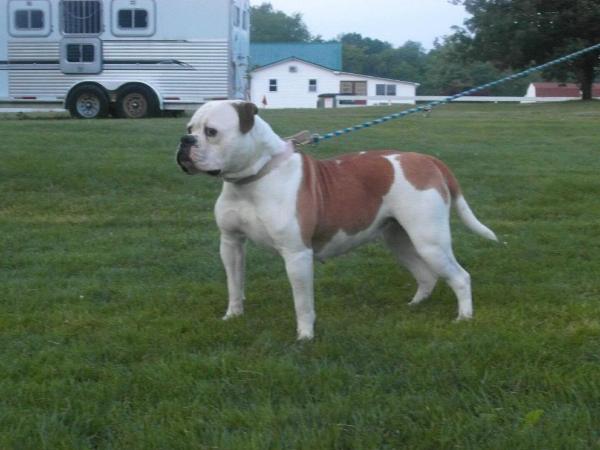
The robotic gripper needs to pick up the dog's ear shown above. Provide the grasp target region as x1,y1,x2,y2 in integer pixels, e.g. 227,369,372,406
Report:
232,102,259,134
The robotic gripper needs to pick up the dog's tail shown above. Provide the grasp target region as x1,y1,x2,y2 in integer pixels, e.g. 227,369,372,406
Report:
432,157,498,242
454,195,498,241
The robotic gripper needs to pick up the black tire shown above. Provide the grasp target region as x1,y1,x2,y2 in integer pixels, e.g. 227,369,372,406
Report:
116,85,159,119
67,84,109,119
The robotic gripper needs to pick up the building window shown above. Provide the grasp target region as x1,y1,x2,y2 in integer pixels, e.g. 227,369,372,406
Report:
376,84,397,96
14,10,45,30
66,44,95,63
62,1,102,34
118,9,148,29
340,81,367,95
309,79,317,92
269,79,278,92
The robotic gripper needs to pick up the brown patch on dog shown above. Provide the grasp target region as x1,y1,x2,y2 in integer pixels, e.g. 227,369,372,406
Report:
231,102,258,134
398,152,461,203
296,151,396,251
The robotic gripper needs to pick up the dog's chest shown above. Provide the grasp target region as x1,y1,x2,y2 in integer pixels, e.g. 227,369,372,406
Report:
216,198,278,247
215,164,305,249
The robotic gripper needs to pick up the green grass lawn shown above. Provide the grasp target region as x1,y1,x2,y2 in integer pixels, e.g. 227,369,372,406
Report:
1,102,599,449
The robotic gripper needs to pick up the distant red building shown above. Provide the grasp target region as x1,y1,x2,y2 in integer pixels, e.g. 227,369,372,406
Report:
524,82,600,100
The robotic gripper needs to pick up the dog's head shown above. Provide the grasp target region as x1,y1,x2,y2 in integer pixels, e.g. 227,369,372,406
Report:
176,100,259,177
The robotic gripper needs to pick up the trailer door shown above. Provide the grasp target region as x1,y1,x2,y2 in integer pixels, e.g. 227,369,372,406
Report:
58,0,103,74
60,38,102,74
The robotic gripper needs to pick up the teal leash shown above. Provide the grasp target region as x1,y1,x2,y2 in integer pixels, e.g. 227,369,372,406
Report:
311,42,600,145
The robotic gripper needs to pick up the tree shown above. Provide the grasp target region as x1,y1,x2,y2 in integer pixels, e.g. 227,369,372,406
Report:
250,3,312,43
341,33,394,55
452,0,600,99
340,33,427,83
421,29,537,95
386,41,428,82
340,33,393,76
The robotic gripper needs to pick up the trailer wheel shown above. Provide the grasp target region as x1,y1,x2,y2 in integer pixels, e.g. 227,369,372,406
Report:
116,86,158,119
68,85,109,119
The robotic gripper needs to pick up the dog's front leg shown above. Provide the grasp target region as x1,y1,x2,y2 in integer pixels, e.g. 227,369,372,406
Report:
220,232,246,320
281,249,315,340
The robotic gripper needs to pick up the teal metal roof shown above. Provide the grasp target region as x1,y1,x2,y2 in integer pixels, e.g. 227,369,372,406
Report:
250,42,342,71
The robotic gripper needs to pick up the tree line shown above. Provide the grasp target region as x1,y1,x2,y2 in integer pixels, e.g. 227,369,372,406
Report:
251,2,600,99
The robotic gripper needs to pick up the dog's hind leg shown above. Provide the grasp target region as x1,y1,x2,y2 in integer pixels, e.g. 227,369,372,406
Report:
383,221,438,305
397,203,473,320
388,187,473,320
412,237,472,320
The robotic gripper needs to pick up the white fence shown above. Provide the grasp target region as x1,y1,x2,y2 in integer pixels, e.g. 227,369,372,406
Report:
333,95,587,107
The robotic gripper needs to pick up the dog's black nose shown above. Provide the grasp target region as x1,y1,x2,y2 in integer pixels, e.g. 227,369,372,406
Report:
180,134,197,145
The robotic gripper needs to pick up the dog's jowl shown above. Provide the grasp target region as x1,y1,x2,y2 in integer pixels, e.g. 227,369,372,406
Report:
177,100,497,340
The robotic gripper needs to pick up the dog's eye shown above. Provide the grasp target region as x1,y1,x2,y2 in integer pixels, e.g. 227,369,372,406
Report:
187,126,192,134
204,127,218,138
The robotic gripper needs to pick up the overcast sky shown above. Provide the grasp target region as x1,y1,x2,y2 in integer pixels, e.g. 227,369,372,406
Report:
253,0,471,49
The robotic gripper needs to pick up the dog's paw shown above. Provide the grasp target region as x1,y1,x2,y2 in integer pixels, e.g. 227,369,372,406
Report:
454,314,473,323
222,310,243,321
407,287,434,306
297,330,314,341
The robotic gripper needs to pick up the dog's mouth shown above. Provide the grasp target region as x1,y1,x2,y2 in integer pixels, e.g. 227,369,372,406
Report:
178,163,220,177
177,160,200,175
176,147,221,177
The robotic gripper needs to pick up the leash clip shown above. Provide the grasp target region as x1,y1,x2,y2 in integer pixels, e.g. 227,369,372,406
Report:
284,130,313,148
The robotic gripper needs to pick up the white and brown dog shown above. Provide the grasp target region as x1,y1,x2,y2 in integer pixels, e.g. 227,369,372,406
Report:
177,100,497,340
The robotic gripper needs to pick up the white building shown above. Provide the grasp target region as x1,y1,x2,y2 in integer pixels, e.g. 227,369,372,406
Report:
250,57,419,109
0,0,250,118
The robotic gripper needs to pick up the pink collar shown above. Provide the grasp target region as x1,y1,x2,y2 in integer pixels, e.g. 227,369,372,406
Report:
228,141,296,185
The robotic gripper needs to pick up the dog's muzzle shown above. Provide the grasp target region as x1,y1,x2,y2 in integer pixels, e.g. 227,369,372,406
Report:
177,135,221,176
177,134,196,174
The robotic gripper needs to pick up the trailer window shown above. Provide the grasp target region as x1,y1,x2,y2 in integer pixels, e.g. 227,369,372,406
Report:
234,6,241,27
242,10,248,30
60,38,102,74
111,0,155,37
14,10,45,30
66,44,96,63
118,9,148,29
62,1,102,34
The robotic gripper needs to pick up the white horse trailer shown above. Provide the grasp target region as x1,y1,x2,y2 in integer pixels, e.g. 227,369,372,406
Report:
0,0,250,118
